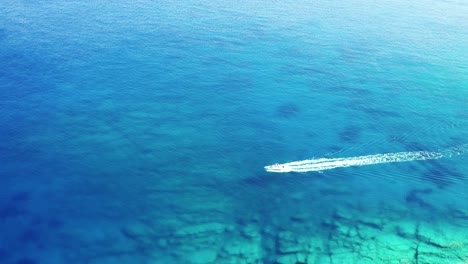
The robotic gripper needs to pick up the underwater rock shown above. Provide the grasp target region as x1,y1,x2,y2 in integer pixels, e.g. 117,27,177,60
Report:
290,212,309,222
275,253,298,264
333,208,354,221
276,231,296,253
416,223,446,248
449,208,468,221
175,222,226,237
277,241,304,254
347,226,359,239
356,223,381,240
320,219,338,230
306,251,323,264
394,221,417,239
241,224,261,239
357,216,383,230
275,251,315,264
355,232,417,263
354,239,378,261
335,219,353,237
375,232,416,254
417,223,466,249
186,249,218,264
157,238,168,248
250,214,261,223
417,242,463,264
295,252,308,263
276,231,309,254
222,238,263,262
121,222,152,239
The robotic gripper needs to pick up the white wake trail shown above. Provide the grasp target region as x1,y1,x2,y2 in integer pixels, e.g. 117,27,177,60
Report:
265,144,468,173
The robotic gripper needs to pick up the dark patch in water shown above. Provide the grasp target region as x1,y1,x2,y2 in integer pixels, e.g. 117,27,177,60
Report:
448,208,468,220
321,220,338,230
0,248,11,261
357,220,383,230
10,191,31,202
47,218,64,229
404,142,428,151
30,216,44,226
353,105,401,118
338,85,373,97
319,188,351,196
0,205,26,219
243,175,275,187
20,229,40,244
339,125,361,143
422,160,464,188
276,103,300,118
16,258,38,264
405,188,433,209
423,171,452,188
407,164,420,173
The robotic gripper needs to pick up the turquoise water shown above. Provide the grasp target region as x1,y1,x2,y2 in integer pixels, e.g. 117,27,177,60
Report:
0,0,467,263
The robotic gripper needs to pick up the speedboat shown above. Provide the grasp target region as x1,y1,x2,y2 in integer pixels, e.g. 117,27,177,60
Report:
264,163,292,173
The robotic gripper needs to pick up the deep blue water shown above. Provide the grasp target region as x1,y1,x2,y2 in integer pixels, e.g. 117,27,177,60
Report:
1,0,467,263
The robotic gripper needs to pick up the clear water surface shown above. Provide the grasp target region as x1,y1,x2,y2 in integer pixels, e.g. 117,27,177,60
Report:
0,0,467,263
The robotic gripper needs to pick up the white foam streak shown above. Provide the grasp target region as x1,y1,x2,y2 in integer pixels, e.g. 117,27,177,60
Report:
265,144,468,173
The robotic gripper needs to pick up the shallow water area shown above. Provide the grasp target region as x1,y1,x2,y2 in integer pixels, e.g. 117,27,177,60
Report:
0,0,467,263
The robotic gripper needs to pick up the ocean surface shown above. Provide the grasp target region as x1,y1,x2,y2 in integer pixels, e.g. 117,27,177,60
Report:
1,0,467,263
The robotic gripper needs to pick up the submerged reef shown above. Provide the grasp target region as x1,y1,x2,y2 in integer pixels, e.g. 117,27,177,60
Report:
134,205,467,264
1,186,467,263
